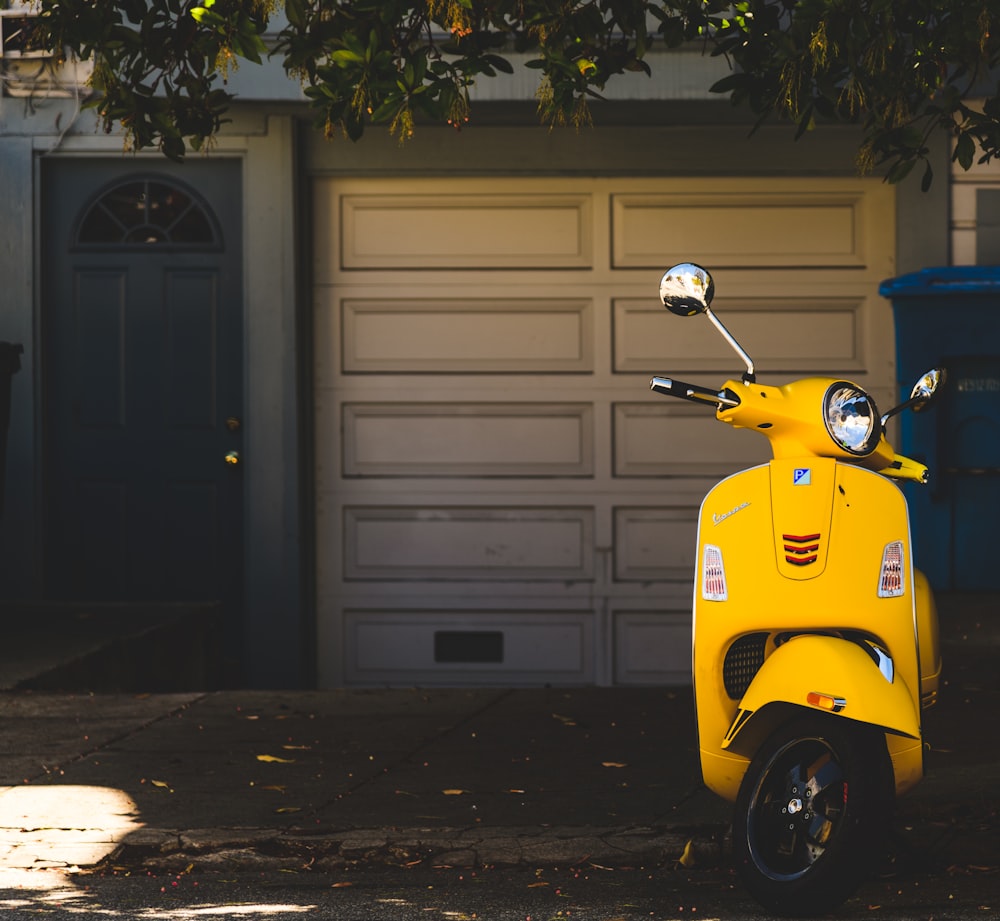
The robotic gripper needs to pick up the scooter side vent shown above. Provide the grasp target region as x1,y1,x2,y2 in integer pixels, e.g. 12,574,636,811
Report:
723,632,769,699
783,532,821,566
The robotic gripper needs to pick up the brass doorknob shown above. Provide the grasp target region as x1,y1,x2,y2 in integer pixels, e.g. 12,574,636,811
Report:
224,450,240,466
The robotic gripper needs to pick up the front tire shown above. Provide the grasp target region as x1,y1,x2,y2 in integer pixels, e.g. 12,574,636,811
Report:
733,715,892,916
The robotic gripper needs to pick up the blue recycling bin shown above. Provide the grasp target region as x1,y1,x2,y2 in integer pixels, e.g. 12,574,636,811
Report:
880,267,1000,591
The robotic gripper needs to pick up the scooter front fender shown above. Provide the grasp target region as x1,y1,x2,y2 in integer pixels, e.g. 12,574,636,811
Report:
722,634,921,760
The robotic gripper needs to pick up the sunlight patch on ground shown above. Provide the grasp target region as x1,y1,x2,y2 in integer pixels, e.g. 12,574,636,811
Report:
0,891,317,918
0,785,142,871
135,907,317,918
0,867,86,904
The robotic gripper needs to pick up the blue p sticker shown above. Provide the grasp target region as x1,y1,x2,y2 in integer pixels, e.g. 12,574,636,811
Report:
793,468,812,486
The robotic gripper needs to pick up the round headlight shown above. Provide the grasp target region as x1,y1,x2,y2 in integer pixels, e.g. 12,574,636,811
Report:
824,383,880,455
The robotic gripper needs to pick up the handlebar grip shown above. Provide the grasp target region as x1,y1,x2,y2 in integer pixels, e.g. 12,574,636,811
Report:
882,453,929,484
650,376,740,408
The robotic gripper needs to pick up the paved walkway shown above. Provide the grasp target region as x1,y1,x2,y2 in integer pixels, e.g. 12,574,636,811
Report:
0,594,996,878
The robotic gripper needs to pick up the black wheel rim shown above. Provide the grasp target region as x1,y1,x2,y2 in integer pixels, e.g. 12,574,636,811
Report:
745,736,848,881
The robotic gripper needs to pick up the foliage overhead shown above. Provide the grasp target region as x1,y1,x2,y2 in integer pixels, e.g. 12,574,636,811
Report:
30,0,1000,186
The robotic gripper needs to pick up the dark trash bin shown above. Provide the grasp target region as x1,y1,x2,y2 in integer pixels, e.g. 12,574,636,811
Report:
880,267,1000,590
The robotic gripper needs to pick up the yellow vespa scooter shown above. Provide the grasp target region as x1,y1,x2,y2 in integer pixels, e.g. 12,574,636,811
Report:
651,264,943,916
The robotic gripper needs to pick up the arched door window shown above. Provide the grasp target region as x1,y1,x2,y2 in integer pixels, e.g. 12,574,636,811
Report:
74,176,222,250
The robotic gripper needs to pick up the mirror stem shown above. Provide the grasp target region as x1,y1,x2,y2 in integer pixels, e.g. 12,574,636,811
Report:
880,397,918,428
705,306,755,383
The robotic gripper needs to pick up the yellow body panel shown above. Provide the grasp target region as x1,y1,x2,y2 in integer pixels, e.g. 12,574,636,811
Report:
887,733,925,796
717,378,898,470
693,455,937,803
914,568,942,707
731,635,920,743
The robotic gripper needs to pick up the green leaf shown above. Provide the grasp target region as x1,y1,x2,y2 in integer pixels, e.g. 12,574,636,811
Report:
886,158,917,185
123,0,146,24
954,131,975,171
921,160,934,192
161,134,186,163
285,0,306,28
190,8,225,28
483,54,514,75
330,49,365,66
710,72,752,94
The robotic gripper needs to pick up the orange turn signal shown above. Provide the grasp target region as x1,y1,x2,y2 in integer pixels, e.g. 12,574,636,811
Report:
807,691,847,713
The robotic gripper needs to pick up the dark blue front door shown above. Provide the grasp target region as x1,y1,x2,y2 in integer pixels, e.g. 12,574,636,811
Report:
42,159,243,605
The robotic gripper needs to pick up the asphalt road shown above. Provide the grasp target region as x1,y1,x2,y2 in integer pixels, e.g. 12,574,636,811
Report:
1,856,996,920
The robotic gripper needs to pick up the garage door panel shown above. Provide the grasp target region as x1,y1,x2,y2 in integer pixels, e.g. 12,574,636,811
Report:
340,194,593,269
345,610,595,684
342,298,593,373
343,402,594,477
614,506,698,582
615,297,865,374
344,506,595,581
314,175,896,686
612,191,866,268
614,402,771,477
613,610,691,685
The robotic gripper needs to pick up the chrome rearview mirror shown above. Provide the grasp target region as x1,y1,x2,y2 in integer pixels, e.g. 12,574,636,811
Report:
910,368,946,411
659,263,715,316
659,262,756,383
880,367,947,426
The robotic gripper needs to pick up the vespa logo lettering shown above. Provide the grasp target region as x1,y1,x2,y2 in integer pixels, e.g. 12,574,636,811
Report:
713,501,750,526
793,468,812,486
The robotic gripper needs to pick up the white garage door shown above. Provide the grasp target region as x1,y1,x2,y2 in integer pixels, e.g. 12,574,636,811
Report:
313,176,895,686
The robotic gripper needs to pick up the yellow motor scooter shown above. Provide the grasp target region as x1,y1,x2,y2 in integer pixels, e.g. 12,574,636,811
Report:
651,264,944,916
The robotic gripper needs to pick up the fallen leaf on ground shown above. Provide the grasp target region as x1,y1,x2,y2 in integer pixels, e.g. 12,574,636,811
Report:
601,762,627,768
442,789,470,795
552,713,577,726
331,881,353,888
275,807,302,814
678,839,696,867
257,754,296,764
527,881,549,888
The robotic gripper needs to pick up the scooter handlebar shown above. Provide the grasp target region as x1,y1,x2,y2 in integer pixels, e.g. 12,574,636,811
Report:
650,374,930,483
881,452,930,484
650,376,740,408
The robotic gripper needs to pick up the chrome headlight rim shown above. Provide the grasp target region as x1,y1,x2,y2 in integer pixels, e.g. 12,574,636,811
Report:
823,381,881,456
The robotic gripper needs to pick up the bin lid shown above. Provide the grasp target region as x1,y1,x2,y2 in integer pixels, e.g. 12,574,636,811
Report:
880,265,1000,298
